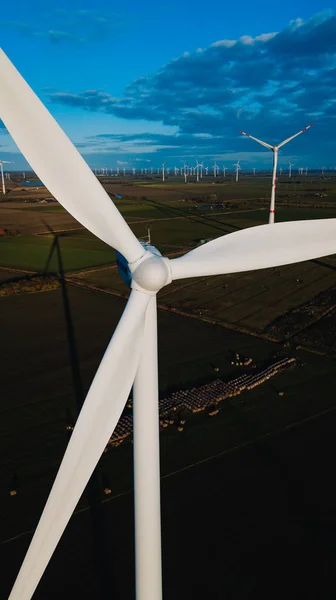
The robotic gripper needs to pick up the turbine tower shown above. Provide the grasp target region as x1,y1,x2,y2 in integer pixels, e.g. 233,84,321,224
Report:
240,125,313,224
213,161,218,177
289,161,294,178
0,159,13,194
3,48,336,600
183,162,188,183
196,160,203,182
223,166,227,177
161,162,166,182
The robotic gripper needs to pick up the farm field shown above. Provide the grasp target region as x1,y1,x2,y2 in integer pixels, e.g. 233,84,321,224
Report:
1,285,335,538
1,174,336,599
0,284,336,598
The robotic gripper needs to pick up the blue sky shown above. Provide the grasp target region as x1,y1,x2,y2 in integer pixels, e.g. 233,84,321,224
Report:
1,1,336,171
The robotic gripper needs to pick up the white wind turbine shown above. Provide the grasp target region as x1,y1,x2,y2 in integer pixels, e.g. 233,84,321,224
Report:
2,49,336,600
161,161,166,182
183,162,188,183
213,161,218,177
0,159,13,194
289,161,294,178
233,160,241,182
240,125,312,224
195,160,203,182
222,166,227,177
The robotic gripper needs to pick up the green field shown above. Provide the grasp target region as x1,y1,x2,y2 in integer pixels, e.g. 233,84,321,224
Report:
0,233,116,272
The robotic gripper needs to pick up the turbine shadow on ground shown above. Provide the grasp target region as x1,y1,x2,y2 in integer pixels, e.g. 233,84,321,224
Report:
41,223,117,600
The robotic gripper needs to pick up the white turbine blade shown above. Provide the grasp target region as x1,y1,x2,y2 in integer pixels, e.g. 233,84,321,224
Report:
278,124,313,149
8,289,151,600
170,220,336,280
239,130,272,150
0,49,144,263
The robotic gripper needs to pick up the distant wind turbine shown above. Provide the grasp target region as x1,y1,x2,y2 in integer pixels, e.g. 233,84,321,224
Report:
289,161,294,178
233,160,241,182
162,162,166,182
240,124,313,224
196,160,203,182
0,159,13,194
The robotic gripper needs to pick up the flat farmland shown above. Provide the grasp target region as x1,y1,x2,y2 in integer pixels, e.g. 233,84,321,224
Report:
1,176,336,599
0,232,116,272
1,285,336,600
0,285,279,537
0,202,81,234
73,256,336,339
158,260,336,332
1,285,335,540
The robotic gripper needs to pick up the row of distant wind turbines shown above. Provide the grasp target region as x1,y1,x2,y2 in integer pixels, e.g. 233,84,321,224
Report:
1,46,336,600
95,161,313,181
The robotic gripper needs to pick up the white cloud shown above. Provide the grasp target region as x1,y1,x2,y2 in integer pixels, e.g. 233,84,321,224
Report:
211,39,236,48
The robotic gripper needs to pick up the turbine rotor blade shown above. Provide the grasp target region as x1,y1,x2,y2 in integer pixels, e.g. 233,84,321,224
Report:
170,220,336,280
278,124,313,149
239,130,273,150
8,289,151,600
0,49,144,263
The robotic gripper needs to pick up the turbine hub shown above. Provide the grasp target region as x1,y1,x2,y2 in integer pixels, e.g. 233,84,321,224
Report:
130,250,172,293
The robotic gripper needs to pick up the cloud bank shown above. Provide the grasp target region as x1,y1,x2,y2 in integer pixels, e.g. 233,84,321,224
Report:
25,12,336,163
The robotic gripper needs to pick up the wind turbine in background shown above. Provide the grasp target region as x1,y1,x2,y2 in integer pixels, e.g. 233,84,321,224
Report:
183,162,188,183
233,160,241,182
222,166,227,177
213,161,218,177
0,159,13,194
161,162,166,182
196,160,203,182
3,49,336,600
289,161,294,178
240,124,313,223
